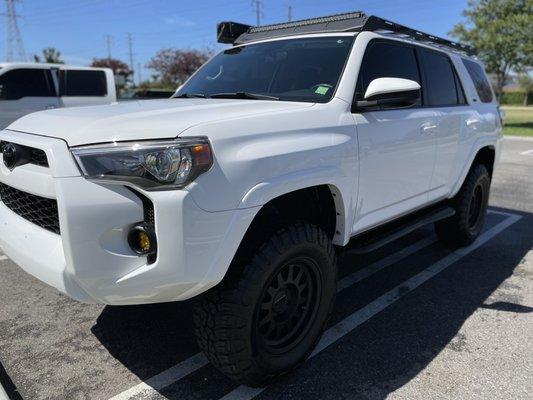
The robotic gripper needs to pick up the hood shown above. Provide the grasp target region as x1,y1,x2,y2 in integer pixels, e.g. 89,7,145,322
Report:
7,99,314,146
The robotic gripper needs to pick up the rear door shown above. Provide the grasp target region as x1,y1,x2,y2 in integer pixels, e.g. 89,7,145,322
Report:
59,69,112,107
0,68,59,129
417,48,469,200
352,40,438,232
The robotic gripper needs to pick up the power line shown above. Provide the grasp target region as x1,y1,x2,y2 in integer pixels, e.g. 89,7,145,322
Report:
4,0,26,61
251,0,263,26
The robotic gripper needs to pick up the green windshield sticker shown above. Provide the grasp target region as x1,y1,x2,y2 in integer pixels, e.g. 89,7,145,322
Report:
315,86,330,95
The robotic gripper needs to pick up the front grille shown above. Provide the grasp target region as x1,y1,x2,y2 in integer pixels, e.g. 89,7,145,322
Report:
0,183,60,234
0,141,49,168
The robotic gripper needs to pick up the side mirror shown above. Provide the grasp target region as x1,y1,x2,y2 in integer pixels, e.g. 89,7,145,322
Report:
353,77,421,112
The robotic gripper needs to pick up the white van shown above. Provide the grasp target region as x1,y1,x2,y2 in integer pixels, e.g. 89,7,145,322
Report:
0,63,116,129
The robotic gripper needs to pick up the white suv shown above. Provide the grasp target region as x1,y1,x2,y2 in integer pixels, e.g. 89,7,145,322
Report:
0,12,501,387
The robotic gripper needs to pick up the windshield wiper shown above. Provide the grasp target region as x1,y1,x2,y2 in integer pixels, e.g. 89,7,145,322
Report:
209,92,279,101
174,93,208,98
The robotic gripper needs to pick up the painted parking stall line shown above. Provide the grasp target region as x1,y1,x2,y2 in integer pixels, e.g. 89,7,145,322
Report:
220,211,521,400
519,149,533,156
109,210,519,400
109,237,437,400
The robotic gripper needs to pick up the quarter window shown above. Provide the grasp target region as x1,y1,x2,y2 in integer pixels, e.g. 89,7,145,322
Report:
462,59,493,103
356,41,421,105
420,49,459,106
60,70,107,97
0,68,55,100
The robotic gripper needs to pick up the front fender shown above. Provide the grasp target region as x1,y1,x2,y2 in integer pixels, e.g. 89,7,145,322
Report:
240,167,352,245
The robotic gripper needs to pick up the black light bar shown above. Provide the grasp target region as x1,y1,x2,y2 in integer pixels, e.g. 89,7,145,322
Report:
216,11,475,56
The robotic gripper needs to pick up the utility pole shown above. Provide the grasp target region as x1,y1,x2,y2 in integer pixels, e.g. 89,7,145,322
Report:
127,33,135,86
288,5,292,22
4,0,26,61
105,35,113,59
137,63,142,86
251,0,263,26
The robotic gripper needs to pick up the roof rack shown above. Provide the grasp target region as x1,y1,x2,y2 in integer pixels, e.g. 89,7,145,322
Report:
217,11,475,56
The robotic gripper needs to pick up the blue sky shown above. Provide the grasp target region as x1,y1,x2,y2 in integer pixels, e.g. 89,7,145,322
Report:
2,0,469,82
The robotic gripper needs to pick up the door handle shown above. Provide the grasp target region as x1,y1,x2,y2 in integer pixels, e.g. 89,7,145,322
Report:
466,118,480,127
420,123,438,135
45,104,57,110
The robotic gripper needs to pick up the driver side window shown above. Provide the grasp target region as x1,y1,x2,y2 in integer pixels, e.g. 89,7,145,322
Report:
356,41,422,107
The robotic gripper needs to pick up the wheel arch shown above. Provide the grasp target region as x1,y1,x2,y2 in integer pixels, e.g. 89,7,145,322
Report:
451,141,497,198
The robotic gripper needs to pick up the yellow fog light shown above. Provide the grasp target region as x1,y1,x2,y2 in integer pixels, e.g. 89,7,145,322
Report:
128,223,157,256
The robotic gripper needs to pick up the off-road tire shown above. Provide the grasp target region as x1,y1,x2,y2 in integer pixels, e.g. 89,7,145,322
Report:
193,223,337,387
435,163,490,247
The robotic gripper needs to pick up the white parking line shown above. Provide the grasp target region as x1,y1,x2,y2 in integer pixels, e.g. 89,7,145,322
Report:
0,381,9,400
221,212,521,400
109,237,436,400
519,149,533,156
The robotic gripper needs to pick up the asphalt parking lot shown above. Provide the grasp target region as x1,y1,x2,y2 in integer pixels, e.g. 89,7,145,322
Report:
0,137,532,400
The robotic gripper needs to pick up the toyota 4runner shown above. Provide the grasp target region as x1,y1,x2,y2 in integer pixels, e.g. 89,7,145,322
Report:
0,12,502,387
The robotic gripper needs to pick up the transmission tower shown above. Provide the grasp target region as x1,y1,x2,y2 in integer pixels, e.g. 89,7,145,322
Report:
251,0,263,26
4,0,27,61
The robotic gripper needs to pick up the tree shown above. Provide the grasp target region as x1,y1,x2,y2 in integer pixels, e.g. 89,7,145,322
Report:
517,71,532,106
33,47,64,64
147,49,211,86
451,0,533,101
90,58,133,78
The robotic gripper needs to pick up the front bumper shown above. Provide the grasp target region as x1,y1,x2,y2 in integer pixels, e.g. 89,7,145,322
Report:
0,129,258,305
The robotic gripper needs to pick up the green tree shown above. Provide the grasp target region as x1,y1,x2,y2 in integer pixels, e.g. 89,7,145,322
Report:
451,0,533,101
33,47,64,64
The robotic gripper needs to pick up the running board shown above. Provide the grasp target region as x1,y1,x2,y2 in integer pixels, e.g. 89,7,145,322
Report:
348,206,455,254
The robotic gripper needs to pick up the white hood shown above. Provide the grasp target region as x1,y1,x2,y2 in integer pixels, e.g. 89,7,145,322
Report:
7,99,313,146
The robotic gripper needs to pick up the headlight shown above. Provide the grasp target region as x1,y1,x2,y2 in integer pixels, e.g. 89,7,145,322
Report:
71,138,213,190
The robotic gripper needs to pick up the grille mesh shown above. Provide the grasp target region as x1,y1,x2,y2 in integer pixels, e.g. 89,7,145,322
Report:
0,183,60,234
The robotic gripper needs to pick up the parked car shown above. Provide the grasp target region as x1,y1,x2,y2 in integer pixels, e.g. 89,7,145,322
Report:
0,63,116,129
0,12,502,387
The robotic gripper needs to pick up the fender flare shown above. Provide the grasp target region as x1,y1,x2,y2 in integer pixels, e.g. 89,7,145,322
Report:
450,136,500,197
239,165,350,245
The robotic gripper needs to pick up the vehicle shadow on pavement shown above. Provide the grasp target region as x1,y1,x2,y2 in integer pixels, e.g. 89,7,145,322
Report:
91,207,532,399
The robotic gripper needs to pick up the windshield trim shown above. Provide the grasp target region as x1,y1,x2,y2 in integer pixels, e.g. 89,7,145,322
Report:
176,34,357,105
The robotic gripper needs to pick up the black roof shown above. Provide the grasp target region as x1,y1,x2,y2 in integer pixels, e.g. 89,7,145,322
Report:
217,11,475,56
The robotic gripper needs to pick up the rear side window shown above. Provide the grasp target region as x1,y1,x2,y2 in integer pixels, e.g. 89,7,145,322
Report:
60,70,107,97
0,68,55,100
420,49,459,106
462,59,493,103
356,41,421,105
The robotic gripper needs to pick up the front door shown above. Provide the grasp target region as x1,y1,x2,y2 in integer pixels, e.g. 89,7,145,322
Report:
351,40,437,233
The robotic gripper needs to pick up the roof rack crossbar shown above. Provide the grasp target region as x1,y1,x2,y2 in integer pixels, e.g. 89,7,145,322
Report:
217,11,475,56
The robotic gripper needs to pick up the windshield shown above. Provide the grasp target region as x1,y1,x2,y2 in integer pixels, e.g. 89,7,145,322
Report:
176,36,354,103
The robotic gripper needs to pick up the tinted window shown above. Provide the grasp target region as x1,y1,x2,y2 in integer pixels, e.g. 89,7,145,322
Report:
0,68,55,100
356,41,421,104
462,59,493,103
421,50,458,106
60,70,107,97
177,37,354,103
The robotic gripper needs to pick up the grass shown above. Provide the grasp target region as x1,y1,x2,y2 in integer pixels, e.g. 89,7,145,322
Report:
502,106,533,137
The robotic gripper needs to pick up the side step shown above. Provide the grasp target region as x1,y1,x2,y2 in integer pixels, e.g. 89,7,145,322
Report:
348,205,455,254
